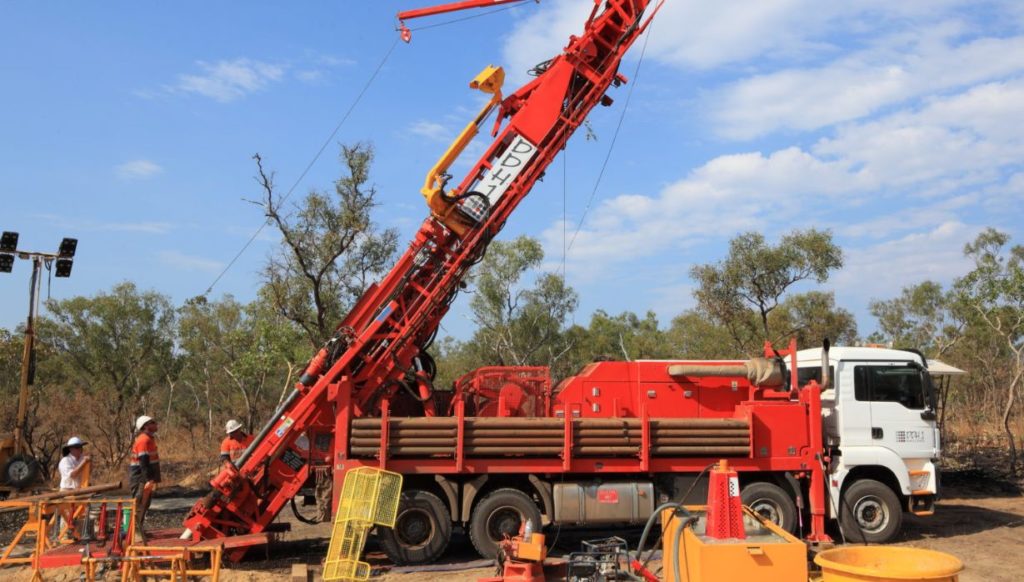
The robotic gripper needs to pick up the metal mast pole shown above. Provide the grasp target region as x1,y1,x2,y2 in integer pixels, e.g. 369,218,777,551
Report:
14,256,42,457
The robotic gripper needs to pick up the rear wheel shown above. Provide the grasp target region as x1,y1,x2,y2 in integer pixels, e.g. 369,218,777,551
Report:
741,481,797,534
3,454,40,490
378,490,451,565
469,488,542,561
840,479,903,543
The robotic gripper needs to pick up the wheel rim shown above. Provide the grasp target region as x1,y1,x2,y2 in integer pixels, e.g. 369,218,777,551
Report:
486,506,523,543
8,459,30,481
853,495,889,534
395,508,435,549
749,498,783,527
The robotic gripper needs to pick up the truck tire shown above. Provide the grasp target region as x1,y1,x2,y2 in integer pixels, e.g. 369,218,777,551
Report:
741,481,797,534
378,490,451,565
469,488,542,561
840,479,903,544
3,454,40,490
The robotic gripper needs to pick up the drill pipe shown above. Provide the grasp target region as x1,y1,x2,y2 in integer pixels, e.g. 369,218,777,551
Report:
653,437,749,445
350,444,752,457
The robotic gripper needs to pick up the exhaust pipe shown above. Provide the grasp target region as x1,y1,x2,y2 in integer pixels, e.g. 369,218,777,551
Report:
821,338,831,389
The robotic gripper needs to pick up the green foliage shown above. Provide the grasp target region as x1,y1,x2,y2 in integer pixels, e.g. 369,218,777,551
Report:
557,311,674,379
0,329,22,432
868,281,961,356
690,229,844,354
38,281,176,466
256,144,399,347
666,310,744,359
178,294,306,438
950,228,1024,474
467,236,578,367
777,291,858,348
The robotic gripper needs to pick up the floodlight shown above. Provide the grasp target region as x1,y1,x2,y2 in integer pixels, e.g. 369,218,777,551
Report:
0,231,17,252
0,254,12,273
55,258,73,278
58,237,77,258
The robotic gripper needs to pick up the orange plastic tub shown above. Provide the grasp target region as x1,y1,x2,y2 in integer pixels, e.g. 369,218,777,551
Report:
815,546,963,582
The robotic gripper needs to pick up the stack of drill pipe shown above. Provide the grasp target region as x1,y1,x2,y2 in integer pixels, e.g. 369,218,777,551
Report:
348,417,749,457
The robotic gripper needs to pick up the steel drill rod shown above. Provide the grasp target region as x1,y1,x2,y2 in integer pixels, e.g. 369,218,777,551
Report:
467,429,565,437
654,437,749,445
352,443,751,456
652,446,749,455
350,437,457,447
650,419,749,428
466,437,564,446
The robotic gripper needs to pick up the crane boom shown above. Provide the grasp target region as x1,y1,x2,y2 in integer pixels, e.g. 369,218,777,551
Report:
183,0,661,550
397,0,535,42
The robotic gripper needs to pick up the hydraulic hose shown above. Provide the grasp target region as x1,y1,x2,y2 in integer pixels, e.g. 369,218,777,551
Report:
633,502,683,564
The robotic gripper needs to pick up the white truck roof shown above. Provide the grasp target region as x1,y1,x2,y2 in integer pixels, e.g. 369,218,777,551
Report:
797,346,924,363
796,347,967,376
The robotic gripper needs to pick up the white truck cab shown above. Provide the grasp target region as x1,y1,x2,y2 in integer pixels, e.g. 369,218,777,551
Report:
797,346,964,543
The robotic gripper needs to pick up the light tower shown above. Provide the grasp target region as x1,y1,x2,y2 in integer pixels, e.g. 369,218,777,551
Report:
0,231,78,491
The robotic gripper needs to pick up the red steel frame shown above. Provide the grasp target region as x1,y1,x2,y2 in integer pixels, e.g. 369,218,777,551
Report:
183,0,664,552
339,339,831,542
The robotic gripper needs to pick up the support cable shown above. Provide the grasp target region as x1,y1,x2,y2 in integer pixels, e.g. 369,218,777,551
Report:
203,37,401,296
565,12,656,255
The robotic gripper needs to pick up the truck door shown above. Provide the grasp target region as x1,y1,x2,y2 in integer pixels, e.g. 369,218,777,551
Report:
854,363,936,459
835,361,873,447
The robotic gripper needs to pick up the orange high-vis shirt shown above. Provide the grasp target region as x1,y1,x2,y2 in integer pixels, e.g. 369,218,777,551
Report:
220,433,254,462
129,432,161,483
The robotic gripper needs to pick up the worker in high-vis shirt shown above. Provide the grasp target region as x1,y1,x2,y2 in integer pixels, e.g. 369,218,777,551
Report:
129,415,161,543
220,419,253,465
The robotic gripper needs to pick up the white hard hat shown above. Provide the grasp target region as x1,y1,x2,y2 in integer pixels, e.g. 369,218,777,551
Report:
225,419,244,434
136,415,155,431
66,436,87,447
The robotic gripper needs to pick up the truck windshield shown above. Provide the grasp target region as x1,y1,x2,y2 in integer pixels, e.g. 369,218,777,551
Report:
854,365,925,409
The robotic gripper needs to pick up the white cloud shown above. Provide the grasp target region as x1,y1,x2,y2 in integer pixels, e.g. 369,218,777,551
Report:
295,70,323,83
500,0,985,83
34,213,172,234
833,221,980,307
103,222,174,234
173,59,285,102
711,32,1024,139
408,120,452,143
115,159,163,180
158,250,224,273
543,77,1024,281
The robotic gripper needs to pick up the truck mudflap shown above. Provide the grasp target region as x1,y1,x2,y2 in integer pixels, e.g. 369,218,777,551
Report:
909,493,935,516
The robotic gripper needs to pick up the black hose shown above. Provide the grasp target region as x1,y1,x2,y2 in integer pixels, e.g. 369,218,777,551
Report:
633,502,683,565
290,496,319,526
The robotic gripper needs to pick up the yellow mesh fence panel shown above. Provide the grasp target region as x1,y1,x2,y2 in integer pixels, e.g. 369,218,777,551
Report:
324,467,403,582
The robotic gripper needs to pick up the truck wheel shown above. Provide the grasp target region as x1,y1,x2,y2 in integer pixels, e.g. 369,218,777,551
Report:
469,488,542,561
741,481,797,534
3,454,40,490
840,479,903,543
378,490,451,565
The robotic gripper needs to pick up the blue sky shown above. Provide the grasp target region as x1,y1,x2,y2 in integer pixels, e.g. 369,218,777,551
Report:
2,1,1022,343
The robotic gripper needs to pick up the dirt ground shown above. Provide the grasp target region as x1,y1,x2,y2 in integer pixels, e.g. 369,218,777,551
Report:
3,474,1022,581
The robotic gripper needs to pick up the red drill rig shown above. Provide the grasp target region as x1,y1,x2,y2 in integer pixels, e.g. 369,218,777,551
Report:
182,0,663,556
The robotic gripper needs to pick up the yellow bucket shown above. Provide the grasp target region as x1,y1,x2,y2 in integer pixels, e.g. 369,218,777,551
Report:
815,546,963,582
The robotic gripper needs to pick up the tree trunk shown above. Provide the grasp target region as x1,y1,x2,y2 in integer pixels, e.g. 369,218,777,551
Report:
1004,368,1021,476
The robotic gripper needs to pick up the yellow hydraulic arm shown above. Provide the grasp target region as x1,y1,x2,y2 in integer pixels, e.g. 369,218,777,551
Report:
420,65,504,235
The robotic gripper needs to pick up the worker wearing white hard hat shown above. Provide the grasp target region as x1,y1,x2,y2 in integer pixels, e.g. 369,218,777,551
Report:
56,436,93,542
220,419,254,465
128,415,161,543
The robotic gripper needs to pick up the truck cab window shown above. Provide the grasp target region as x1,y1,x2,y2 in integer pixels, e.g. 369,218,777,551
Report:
854,365,925,409
798,366,835,390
